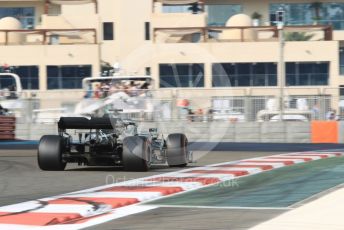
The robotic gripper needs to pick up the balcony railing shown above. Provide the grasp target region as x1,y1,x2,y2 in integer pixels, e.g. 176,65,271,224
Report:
0,28,97,45
154,25,333,43
44,0,99,14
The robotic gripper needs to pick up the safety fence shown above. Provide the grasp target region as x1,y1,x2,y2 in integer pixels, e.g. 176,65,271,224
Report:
1,88,342,122
0,87,342,141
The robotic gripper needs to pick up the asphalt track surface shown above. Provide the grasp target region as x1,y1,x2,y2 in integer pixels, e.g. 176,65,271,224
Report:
150,156,344,208
0,145,343,230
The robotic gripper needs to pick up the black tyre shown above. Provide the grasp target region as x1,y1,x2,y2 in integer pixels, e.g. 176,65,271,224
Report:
166,133,188,167
38,135,66,171
122,136,150,172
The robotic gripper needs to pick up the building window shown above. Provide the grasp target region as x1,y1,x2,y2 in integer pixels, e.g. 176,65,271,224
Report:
340,47,344,75
323,3,344,30
162,5,188,13
103,22,114,40
145,22,150,40
145,67,151,76
0,66,39,90
270,4,311,26
162,3,203,14
0,72,16,93
12,66,39,89
206,4,242,26
159,63,204,88
47,65,92,89
0,7,35,29
212,63,277,87
286,62,329,86
340,85,344,96
162,5,191,13
270,3,344,30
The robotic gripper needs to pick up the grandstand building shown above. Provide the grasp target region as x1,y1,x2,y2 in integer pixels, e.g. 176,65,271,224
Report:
1,0,344,118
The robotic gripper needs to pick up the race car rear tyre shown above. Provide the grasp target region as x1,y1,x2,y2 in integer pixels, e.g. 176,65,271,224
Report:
38,135,66,171
123,136,150,172
166,133,188,167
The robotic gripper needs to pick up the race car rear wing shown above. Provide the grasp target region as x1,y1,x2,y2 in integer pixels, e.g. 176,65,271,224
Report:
58,117,113,130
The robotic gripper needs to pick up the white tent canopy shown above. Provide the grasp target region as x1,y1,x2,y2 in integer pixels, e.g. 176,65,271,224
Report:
156,0,199,5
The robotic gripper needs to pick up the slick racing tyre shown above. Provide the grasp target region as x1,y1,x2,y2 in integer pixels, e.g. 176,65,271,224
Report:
38,135,66,171
123,136,150,172
166,133,188,167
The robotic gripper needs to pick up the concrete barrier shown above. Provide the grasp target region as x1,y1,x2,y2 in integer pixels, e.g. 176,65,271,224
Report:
139,121,311,143
16,121,315,143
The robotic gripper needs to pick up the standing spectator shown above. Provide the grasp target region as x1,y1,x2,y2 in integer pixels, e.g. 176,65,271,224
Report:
312,103,320,120
101,82,110,98
84,84,93,99
326,109,338,120
94,84,102,99
187,109,195,122
2,63,10,72
195,108,203,122
8,84,17,99
0,104,8,115
207,108,214,122
128,81,139,97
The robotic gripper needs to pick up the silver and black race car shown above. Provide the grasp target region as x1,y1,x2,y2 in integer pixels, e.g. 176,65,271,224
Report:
37,115,192,171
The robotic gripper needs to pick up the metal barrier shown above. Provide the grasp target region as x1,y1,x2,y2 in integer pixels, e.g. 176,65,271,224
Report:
2,88,341,123
0,87,339,141
0,87,341,140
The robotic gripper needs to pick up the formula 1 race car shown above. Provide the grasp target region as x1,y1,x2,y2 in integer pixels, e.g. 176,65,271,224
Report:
37,115,192,171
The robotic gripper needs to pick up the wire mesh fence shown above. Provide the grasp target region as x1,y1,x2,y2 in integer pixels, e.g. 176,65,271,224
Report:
0,87,341,140
0,88,341,125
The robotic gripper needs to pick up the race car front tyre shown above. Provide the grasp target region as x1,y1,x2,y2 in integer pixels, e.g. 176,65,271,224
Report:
122,136,150,172
166,133,188,167
38,135,66,171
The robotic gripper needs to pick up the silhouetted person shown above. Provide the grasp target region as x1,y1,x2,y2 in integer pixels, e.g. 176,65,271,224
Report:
8,84,17,99
0,104,8,115
188,3,202,14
